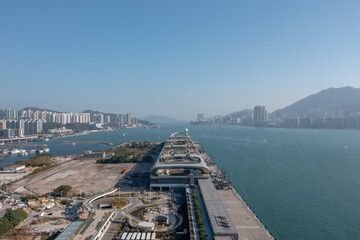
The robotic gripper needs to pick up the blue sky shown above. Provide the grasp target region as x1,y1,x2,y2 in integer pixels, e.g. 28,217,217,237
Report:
1,1,360,120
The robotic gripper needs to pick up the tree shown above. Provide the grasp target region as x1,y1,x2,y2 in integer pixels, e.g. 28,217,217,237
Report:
4,209,28,227
61,199,71,206
21,195,39,202
53,185,72,197
0,218,10,236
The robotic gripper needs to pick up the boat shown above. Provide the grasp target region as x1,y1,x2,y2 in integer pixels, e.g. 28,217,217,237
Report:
35,148,50,154
10,149,21,155
10,149,28,156
18,149,28,156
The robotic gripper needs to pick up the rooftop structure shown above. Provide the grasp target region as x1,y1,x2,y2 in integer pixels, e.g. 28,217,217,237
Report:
150,130,209,188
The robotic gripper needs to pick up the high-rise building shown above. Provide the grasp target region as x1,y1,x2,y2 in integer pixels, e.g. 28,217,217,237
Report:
126,113,131,125
106,115,111,123
119,114,125,126
197,113,204,120
0,120,6,130
5,108,18,119
132,117,138,125
254,105,268,126
95,113,104,123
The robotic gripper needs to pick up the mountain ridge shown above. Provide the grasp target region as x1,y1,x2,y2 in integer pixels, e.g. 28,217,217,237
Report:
273,86,360,116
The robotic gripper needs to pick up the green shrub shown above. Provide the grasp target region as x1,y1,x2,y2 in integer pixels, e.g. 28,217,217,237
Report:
53,185,72,197
0,209,28,236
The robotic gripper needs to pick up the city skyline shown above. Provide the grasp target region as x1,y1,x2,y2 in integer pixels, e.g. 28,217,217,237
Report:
1,1,360,120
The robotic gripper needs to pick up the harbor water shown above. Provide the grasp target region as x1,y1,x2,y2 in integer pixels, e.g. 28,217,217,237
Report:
1,123,360,239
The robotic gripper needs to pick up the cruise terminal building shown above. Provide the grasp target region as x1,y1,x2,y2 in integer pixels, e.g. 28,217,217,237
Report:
150,130,239,240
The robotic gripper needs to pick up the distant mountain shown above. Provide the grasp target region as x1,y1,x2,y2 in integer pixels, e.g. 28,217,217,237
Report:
21,107,60,113
142,115,181,123
274,86,360,116
225,109,253,118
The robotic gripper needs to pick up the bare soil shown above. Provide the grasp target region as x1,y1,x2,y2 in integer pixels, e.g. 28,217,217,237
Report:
11,159,135,195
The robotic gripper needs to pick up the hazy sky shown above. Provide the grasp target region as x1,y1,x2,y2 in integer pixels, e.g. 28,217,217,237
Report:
1,1,360,120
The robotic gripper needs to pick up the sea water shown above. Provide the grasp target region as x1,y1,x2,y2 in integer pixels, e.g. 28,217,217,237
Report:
1,123,360,239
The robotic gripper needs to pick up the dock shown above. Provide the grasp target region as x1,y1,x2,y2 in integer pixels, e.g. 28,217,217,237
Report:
197,144,274,240
63,141,113,146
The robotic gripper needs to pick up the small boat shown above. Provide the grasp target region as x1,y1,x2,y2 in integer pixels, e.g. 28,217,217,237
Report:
18,149,28,156
35,148,50,154
10,149,28,156
10,149,21,155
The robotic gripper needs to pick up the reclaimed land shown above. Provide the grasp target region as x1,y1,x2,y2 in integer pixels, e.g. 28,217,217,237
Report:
11,159,134,196
9,142,162,197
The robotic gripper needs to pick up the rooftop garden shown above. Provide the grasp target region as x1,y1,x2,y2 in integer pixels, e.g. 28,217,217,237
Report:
155,169,191,176
97,142,163,164
159,156,200,164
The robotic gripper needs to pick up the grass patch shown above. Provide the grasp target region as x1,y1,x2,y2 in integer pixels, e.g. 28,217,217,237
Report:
140,197,152,204
16,154,53,167
97,142,163,164
192,189,207,240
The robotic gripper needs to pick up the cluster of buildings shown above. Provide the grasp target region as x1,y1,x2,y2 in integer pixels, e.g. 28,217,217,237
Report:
0,108,141,138
192,106,360,129
192,106,269,127
20,108,138,126
0,119,43,138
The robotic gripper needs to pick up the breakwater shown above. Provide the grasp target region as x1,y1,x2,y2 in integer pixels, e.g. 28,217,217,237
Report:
63,141,113,146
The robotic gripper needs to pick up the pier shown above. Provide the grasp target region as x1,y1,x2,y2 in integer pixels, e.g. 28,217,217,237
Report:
63,141,113,146
197,143,274,240
149,130,274,239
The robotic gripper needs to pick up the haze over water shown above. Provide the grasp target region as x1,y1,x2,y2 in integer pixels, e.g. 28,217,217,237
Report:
2,123,360,239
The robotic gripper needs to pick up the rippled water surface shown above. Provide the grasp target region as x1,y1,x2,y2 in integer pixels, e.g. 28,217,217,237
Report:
2,123,360,239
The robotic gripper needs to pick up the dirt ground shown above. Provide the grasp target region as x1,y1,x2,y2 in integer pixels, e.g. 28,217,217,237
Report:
11,159,135,195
